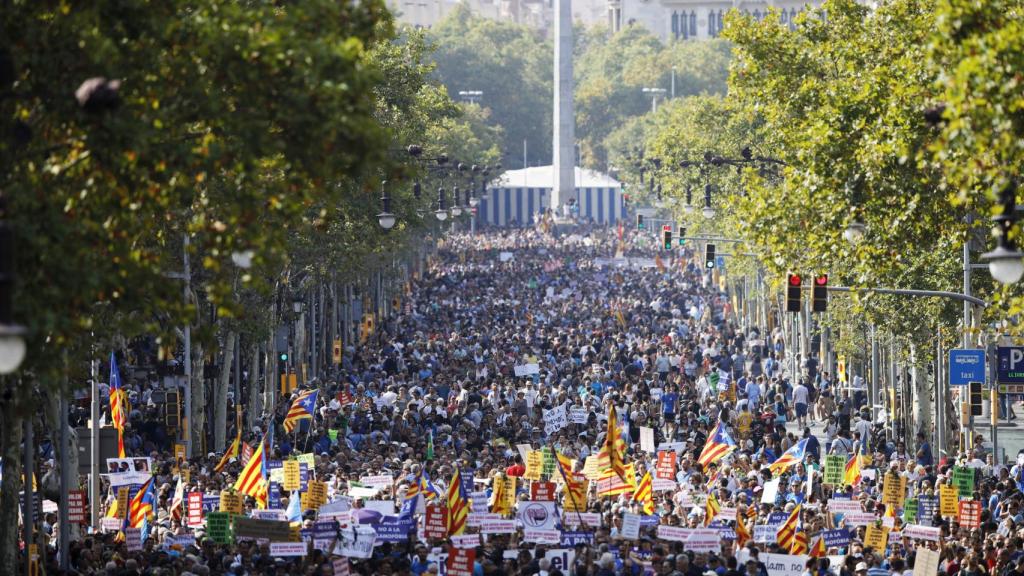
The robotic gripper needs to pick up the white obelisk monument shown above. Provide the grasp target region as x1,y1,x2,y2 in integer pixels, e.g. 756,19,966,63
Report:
552,0,574,215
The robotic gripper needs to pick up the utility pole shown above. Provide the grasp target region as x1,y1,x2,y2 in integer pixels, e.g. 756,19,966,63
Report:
89,357,99,528
58,391,70,570
870,324,879,421
22,416,34,576
936,326,945,456
183,233,193,458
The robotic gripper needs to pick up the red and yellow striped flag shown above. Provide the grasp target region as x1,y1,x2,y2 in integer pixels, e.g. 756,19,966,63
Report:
597,404,629,484
633,470,654,514
776,504,801,550
705,492,721,526
446,469,469,536
233,433,268,509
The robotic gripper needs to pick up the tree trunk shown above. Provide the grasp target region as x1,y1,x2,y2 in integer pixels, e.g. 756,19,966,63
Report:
0,397,24,575
213,330,236,452
295,310,306,384
248,343,263,431
190,341,206,456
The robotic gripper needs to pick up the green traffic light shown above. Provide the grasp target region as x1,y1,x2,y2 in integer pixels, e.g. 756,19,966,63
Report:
279,353,288,361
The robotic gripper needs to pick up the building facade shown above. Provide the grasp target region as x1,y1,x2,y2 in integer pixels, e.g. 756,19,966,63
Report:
609,0,819,42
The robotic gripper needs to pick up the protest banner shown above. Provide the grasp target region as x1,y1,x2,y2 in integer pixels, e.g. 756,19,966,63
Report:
940,485,959,517
656,451,677,480
864,524,888,550
270,542,308,556
447,546,475,576
953,467,975,497
67,490,87,524
902,524,941,541
220,490,243,515
882,472,907,506
822,528,852,547
206,511,232,544
524,451,543,481
283,460,301,491
425,504,448,539
232,516,292,542
823,455,845,486
125,527,142,552
531,481,556,501
621,512,640,540
959,500,982,529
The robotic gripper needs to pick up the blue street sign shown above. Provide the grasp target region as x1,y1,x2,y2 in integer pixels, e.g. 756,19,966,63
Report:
949,349,986,386
998,347,1024,383
715,255,725,269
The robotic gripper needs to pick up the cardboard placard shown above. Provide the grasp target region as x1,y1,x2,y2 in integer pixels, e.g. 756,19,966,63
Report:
282,460,301,491
864,524,888,550
953,467,974,497
67,490,87,524
524,451,543,481
882,472,907,506
656,451,677,480
232,516,292,542
220,490,243,514
270,542,308,556
206,511,232,544
115,487,129,519
187,492,204,527
425,504,448,539
307,480,327,509
531,481,557,502
125,527,142,552
447,546,475,576
958,500,981,528
823,455,845,486
940,485,959,517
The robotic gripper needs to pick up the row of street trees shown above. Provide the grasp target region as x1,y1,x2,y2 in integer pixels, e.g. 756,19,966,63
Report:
621,0,1024,451
0,2,498,569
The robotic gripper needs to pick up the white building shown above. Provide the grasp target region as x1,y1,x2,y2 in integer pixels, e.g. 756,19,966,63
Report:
608,0,819,42
479,165,624,227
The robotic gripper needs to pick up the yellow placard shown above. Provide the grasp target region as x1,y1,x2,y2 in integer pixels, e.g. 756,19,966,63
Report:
882,472,907,506
524,451,543,481
940,484,959,517
283,460,301,491
864,524,889,550
115,487,129,519
583,455,602,480
333,338,343,365
307,480,327,509
220,490,243,514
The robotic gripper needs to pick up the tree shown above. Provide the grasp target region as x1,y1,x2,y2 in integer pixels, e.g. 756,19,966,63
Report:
0,1,398,568
426,5,552,168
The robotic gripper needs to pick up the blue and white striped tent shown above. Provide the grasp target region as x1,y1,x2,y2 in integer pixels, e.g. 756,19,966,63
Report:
478,166,624,227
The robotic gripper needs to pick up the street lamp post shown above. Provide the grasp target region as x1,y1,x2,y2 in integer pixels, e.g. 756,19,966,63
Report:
642,87,667,113
457,90,483,105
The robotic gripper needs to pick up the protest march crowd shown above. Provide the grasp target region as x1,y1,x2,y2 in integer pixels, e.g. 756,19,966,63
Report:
30,225,1024,576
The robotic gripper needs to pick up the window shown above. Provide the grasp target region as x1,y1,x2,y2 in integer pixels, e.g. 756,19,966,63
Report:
672,11,679,39
689,11,697,37
753,9,761,20
790,8,797,29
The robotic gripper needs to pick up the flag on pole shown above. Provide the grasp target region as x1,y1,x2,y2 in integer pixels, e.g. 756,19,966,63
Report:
170,475,185,521
697,422,737,470
446,468,470,536
216,406,244,473
776,504,801,550
633,470,654,515
109,352,128,458
844,448,862,486
810,534,827,557
768,439,809,476
598,404,629,484
233,432,268,509
240,442,253,467
705,492,721,526
735,506,751,547
282,389,318,433
790,530,809,555
426,430,434,461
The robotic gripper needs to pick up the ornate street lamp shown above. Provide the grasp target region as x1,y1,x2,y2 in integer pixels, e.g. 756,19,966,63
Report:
378,180,396,230
983,181,1024,284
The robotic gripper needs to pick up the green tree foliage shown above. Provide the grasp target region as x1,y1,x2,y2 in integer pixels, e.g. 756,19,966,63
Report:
575,26,732,169
426,5,552,168
722,0,967,340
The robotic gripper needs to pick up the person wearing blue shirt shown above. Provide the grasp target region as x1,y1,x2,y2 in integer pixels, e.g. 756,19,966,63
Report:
661,386,679,418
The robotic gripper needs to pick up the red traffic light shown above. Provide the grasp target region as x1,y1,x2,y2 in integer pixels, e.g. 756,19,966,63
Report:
815,274,828,286
788,274,802,286
663,224,672,231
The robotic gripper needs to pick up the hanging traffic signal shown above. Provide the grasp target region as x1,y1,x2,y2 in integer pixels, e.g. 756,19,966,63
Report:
662,225,672,250
705,244,716,268
279,352,288,362
678,226,686,246
636,214,645,230
786,273,802,312
813,274,829,312
969,381,983,416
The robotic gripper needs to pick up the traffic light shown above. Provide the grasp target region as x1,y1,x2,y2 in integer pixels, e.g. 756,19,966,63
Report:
636,214,645,230
786,273,802,312
279,352,289,362
678,226,686,246
705,244,716,268
969,381,983,416
662,225,672,250
164,389,180,428
813,274,829,312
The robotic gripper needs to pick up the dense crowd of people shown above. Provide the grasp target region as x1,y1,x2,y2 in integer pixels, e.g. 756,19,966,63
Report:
27,225,1024,576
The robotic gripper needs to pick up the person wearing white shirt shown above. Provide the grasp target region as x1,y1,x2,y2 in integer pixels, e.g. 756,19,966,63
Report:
792,381,810,427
